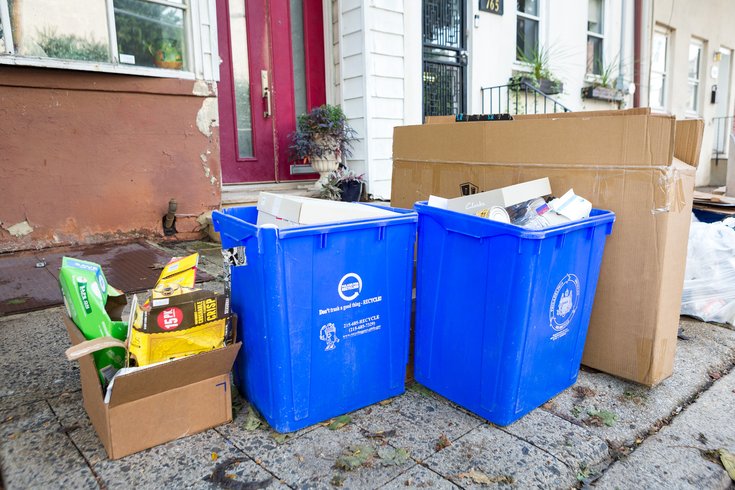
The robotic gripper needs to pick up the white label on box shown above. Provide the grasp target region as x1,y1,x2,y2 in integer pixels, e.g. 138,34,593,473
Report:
152,298,170,307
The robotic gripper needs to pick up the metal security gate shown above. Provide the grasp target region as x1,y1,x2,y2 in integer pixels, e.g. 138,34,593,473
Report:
422,0,466,117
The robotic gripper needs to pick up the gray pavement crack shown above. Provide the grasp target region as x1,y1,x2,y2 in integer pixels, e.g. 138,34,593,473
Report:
589,354,735,486
212,426,295,489
45,398,107,490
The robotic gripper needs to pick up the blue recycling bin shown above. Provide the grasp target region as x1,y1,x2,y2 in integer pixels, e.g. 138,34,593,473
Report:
212,205,417,432
413,202,615,426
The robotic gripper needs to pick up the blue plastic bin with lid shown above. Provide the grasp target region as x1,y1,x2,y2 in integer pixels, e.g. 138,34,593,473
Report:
212,204,417,432
413,202,615,426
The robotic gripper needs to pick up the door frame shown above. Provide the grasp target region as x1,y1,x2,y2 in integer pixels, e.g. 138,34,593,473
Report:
216,0,326,185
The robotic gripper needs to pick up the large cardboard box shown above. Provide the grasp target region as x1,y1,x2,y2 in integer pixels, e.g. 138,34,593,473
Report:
392,108,704,386
64,316,241,459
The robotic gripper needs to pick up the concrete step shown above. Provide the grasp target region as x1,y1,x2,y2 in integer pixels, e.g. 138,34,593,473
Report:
221,181,318,207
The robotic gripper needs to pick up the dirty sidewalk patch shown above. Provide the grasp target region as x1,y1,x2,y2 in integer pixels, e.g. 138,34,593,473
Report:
0,241,213,316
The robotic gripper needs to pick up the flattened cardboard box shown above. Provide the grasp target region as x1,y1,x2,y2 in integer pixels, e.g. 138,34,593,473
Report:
64,316,241,459
393,109,704,386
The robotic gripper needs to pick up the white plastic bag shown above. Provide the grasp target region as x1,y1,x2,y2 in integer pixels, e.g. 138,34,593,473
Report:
681,216,735,324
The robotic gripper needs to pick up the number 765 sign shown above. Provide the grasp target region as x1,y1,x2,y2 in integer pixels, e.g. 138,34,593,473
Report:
479,0,503,15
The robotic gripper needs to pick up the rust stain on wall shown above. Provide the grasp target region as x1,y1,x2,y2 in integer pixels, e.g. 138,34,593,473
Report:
0,67,222,253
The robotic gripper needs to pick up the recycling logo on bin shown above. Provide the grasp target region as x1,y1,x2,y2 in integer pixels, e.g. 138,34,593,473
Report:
317,271,385,350
338,273,362,301
549,274,581,336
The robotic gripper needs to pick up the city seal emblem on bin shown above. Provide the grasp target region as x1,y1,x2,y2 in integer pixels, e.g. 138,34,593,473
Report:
338,272,362,301
319,323,339,351
549,274,581,333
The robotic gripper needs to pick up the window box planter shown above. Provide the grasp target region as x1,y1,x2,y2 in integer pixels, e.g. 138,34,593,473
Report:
582,85,625,102
510,76,564,95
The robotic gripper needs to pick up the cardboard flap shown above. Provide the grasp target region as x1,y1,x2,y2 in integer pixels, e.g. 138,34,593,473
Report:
395,113,676,167
674,119,705,167
108,342,241,408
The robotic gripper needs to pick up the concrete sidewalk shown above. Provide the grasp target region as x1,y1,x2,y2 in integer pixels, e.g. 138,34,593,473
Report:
1,241,734,489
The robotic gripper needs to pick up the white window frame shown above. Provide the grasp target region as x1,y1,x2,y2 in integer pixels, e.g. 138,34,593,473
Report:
0,0,218,81
516,1,540,62
650,28,670,110
586,0,604,76
686,39,704,115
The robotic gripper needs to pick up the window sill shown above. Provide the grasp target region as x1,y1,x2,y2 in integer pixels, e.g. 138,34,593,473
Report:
0,55,198,81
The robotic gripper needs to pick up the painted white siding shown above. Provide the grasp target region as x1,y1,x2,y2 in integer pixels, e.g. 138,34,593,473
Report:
641,0,735,186
330,0,408,199
329,0,636,200
468,0,635,113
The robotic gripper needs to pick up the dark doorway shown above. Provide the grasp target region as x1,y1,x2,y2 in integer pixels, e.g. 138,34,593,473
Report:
422,0,467,117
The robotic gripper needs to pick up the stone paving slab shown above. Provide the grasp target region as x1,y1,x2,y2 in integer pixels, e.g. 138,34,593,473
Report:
349,389,484,461
594,365,735,489
422,423,577,488
0,400,98,489
544,321,735,447
499,407,610,471
254,423,415,489
0,307,82,410
46,391,283,490
381,463,459,489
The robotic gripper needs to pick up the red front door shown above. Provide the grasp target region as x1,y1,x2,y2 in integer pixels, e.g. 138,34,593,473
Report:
217,0,326,184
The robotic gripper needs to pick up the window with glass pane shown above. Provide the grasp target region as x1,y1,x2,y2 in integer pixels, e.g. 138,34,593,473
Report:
517,0,538,16
7,0,111,61
586,0,603,74
687,42,702,113
228,0,253,158
0,0,193,73
114,0,186,70
516,0,539,61
650,31,668,108
290,0,307,119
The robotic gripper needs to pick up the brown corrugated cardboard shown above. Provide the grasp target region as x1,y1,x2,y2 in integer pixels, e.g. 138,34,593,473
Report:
392,109,704,386
64,315,241,459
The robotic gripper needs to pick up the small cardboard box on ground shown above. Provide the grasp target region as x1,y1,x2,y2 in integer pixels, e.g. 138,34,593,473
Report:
63,316,240,459
392,108,704,386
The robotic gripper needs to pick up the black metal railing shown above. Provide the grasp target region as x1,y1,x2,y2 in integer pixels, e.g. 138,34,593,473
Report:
480,81,571,115
713,116,735,168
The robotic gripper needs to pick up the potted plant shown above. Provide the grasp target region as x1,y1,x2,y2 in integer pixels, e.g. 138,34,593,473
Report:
148,39,183,70
289,104,357,189
511,45,564,95
319,166,365,202
581,59,625,102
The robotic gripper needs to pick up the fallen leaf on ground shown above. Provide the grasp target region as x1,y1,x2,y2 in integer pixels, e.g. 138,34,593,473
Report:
457,469,514,486
327,415,352,430
378,447,410,466
362,429,397,439
572,385,596,399
271,432,288,444
378,398,393,406
211,452,218,461
408,383,434,397
243,405,262,431
435,434,451,451
719,449,735,481
585,408,617,427
334,445,376,471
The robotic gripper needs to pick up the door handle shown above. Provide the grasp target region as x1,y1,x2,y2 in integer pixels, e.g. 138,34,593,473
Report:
261,70,272,118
